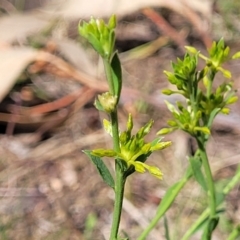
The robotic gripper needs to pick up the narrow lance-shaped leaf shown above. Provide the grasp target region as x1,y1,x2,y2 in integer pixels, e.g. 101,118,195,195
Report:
189,156,208,191
83,150,115,189
155,168,192,219
111,51,122,102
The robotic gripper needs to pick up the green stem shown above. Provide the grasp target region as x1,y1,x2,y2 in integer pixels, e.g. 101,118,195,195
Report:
182,208,210,240
110,111,121,152
227,225,240,240
109,105,124,240
110,166,126,240
196,137,217,238
103,56,124,239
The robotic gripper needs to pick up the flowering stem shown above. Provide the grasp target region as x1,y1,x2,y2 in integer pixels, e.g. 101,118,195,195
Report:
110,166,126,239
196,137,217,238
103,56,125,239
109,110,126,239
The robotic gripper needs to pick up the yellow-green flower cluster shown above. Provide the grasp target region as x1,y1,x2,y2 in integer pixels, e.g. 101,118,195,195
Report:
78,15,116,59
160,40,239,138
92,114,171,179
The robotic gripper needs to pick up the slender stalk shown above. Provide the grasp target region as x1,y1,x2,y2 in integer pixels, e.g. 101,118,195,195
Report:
110,111,121,152
227,225,240,240
182,208,210,240
109,110,125,239
110,167,126,240
196,137,216,238
103,56,125,239
103,56,120,153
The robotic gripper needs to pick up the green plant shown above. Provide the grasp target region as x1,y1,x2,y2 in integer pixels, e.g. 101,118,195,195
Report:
79,16,171,240
78,15,240,240
139,39,240,240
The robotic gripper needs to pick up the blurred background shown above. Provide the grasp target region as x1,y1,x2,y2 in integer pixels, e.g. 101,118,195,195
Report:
0,0,240,239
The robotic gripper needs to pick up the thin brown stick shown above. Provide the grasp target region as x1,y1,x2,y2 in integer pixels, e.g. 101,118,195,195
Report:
142,8,187,52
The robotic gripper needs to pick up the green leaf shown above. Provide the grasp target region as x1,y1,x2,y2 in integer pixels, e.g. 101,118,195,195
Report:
83,150,115,189
189,156,208,191
155,176,189,218
111,51,122,101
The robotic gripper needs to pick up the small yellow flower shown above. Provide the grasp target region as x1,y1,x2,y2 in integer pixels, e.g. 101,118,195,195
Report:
92,114,171,179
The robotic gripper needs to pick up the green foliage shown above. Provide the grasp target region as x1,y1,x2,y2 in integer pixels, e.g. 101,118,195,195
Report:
189,155,207,191
83,150,115,189
111,52,122,102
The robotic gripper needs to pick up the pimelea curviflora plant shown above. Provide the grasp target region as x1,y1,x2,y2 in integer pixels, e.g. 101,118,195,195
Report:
79,15,171,240
79,15,240,240
138,40,240,240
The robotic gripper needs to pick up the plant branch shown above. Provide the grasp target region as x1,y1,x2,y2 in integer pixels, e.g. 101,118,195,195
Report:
196,137,217,238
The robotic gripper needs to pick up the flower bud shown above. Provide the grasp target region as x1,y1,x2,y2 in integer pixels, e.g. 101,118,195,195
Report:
185,46,198,54
226,96,238,105
98,92,117,113
221,107,230,114
162,89,173,95
127,113,133,133
108,15,117,30
157,127,174,135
